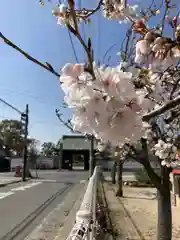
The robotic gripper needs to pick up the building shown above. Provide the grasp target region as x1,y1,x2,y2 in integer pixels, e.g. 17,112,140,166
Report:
171,169,180,207
60,135,97,170
0,147,10,172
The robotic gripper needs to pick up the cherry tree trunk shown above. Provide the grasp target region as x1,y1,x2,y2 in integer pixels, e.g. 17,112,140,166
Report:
143,164,172,240
157,167,172,240
116,161,123,197
111,162,117,184
140,138,172,240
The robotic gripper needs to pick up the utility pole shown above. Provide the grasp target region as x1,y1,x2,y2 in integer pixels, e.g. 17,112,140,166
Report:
89,135,95,178
21,104,29,182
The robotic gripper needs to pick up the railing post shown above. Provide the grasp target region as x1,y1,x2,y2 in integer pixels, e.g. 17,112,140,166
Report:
66,166,101,240
91,168,97,239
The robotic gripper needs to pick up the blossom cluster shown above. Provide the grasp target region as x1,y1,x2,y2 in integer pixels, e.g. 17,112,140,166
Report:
52,3,90,26
60,63,153,146
135,34,180,71
52,1,180,166
102,0,141,23
153,140,179,167
96,141,130,162
133,20,180,71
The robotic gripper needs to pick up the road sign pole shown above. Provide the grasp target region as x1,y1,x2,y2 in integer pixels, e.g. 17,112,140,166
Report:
22,104,29,182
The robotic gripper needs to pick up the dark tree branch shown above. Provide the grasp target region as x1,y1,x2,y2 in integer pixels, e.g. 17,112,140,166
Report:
170,78,180,99
0,32,60,78
126,139,163,192
55,108,95,142
160,0,169,35
142,96,180,122
67,0,95,79
86,0,103,17
55,109,76,133
139,138,164,192
165,110,180,124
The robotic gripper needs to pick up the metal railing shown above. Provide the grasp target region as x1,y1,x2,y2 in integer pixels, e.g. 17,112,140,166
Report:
66,166,101,240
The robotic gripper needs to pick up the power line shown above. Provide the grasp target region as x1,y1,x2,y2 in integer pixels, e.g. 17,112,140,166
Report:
79,0,87,61
97,1,101,65
0,86,61,108
0,98,60,127
67,29,79,63
0,98,22,115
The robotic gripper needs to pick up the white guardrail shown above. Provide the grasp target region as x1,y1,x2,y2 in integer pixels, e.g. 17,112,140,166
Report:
66,166,101,240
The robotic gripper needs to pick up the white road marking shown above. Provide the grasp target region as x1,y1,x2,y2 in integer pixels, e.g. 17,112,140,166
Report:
11,182,42,191
36,179,57,183
0,192,14,199
0,182,42,201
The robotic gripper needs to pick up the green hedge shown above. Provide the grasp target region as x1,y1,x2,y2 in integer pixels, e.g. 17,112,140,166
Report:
134,168,151,184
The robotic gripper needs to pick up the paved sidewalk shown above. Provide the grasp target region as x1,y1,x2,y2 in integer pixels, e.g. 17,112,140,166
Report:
104,182,143,240
0,177,22,187
104,182,180,240
25,182,87,240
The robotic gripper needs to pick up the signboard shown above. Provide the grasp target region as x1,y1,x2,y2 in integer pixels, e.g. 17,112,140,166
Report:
62,137,97,150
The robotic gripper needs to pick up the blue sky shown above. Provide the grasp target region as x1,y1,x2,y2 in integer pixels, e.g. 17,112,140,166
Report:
0,0,179,145
0,0,127,145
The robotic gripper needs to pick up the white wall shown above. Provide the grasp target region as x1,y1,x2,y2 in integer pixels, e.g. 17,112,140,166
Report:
63,137,97,150
11,158,23,169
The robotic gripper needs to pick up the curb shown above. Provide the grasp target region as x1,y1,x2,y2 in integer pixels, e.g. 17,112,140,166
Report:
0,178,30,187
0,180,21,187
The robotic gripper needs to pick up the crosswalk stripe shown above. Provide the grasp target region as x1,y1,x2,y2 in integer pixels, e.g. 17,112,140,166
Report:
0,182,42,201
0,192,14,199
11,182,42,191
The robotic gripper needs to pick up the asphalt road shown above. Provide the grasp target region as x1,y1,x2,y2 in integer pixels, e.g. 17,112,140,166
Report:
0,169,136,183
0,170,89,240
33,169,89,183
0,169,136,240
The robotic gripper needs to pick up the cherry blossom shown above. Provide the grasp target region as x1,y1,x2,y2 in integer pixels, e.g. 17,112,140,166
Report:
102,0,141,23
50,1,180,167
52,4,68,26
60,63,154,146
134,25,180,70
52,3,83,26
153,139,178,167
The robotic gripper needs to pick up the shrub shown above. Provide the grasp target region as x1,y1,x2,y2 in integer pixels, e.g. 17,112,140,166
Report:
135,168,151,184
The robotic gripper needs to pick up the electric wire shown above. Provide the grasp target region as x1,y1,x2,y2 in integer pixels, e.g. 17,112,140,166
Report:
67,29,79,63
97,0,101,65
0,98,22,115
0,86,61,108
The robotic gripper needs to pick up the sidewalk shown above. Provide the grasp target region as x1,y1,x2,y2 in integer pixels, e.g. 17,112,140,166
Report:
25,182,87,240
0,177,22,187
104,182,180,240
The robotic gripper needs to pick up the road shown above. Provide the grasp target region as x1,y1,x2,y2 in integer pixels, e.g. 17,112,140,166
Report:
0,170,89,240
0,169,136,240
0,169,136,183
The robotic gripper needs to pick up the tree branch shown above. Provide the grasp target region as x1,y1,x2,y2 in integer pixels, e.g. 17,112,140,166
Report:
160,0,169,35
67,1,95,79
86,0,103,17
139,138,163,192
142,95,180,122
0,32,60,78
165,110,180,124
55,109,75,133
55,108,96,142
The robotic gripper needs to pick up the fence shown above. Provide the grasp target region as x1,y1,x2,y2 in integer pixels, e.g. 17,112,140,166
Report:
66,166,101,240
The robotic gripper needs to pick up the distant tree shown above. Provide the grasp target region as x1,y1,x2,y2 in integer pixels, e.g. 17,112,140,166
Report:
28,139,40,166
0,119,25,156
56,139,62,150
41,141,56,157
0,119,37,157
